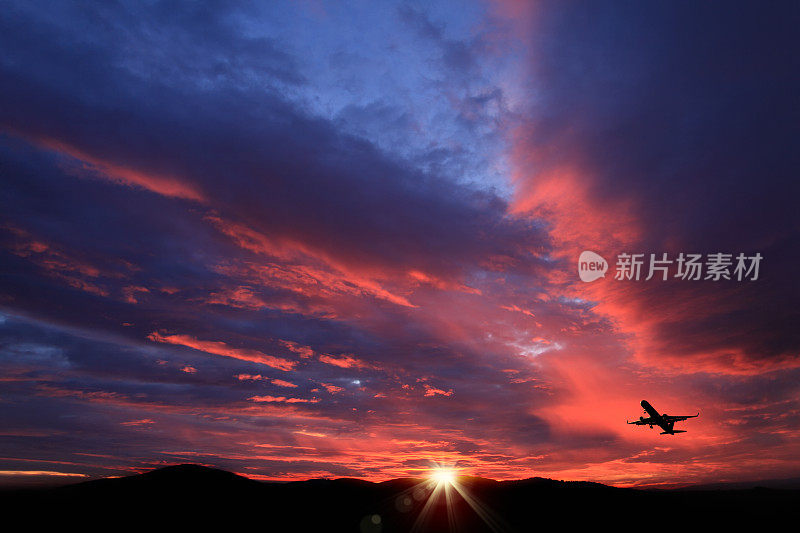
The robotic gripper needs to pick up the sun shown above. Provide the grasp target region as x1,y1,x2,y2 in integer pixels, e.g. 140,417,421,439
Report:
431,468,456,485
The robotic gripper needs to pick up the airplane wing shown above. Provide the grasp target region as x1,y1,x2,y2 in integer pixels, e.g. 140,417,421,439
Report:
663,413,699,422
627,417,655,425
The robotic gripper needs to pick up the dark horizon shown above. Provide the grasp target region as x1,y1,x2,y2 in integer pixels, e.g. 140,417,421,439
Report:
6,462,800,493
5,463,798,531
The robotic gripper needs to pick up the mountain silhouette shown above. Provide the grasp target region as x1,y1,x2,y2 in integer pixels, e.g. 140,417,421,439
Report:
2,464,797,530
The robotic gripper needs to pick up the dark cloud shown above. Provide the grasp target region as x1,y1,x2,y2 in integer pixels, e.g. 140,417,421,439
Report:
0,1,548,282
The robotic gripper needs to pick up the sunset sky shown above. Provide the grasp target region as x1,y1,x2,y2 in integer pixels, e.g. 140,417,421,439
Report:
1,1,798,488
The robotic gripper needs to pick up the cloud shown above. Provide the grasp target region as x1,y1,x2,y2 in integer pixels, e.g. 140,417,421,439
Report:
147,332,296,371
0,0,797,488
236,374,264,381
271,379,298,388
121,419,154,427
318,354,375,370
0,470,87,477
320,383,344,394
248,396,319,404
423,385,454,398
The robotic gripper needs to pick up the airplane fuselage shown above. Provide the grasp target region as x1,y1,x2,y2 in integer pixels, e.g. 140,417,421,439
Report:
641,400,676,434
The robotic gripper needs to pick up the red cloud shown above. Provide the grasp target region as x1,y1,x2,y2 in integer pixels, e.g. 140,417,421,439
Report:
320,383,344,394
271,379,299,388
423,385,454,397
236,374,265,381
318,354,374,370
121,419,155,426
248,396,318,404
206,215,417,308
39,137,207,202
147,332,296,371
279,340,316,359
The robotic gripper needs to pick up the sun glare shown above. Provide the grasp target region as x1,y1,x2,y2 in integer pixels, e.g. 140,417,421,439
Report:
431,468,456,485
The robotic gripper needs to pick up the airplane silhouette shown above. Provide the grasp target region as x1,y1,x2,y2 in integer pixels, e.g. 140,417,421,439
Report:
627,400,698,434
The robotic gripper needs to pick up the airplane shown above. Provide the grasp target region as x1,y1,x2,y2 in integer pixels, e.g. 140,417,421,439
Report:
627,400,698,434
